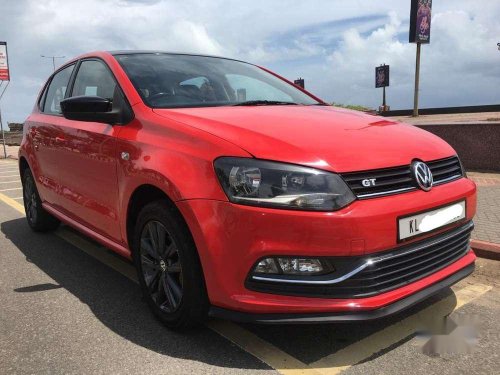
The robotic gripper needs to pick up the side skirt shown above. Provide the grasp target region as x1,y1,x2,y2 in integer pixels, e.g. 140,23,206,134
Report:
42,202,132,260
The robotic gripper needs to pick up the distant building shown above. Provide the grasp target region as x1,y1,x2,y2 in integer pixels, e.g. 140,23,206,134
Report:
8,122,23,132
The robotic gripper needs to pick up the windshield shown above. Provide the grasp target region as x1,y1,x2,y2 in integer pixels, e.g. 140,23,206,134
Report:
114,53,321,108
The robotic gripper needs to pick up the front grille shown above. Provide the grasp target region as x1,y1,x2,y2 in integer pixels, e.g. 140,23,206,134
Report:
246,221,473,299
341,156,463,199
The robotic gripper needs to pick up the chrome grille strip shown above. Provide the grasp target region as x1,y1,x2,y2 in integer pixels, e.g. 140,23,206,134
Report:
342,156,463,199
251,221,473,286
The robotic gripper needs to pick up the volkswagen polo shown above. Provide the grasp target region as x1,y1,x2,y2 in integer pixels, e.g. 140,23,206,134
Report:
19,51,476,329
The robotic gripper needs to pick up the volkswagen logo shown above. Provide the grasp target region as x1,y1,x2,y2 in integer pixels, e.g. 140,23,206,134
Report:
412,161,433,191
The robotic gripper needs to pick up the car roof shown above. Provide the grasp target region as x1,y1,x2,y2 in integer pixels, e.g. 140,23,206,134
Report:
107,50,250,65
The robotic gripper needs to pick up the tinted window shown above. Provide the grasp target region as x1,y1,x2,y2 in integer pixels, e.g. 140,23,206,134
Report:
115,53,320,108
71,60,116,100
42,64,75,114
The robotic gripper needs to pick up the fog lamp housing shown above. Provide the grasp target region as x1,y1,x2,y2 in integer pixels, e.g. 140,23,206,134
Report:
253,257,328,275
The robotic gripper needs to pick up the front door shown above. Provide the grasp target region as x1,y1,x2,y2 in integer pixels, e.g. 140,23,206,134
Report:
54,59,122,243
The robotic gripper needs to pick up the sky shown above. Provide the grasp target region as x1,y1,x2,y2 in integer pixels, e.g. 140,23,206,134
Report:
0,0,499,124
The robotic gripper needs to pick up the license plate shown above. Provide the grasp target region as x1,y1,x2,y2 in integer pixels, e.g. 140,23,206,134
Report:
398,200,466,241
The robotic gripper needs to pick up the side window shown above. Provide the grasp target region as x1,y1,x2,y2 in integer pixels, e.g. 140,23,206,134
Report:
42,64,75,114
71,60,117,100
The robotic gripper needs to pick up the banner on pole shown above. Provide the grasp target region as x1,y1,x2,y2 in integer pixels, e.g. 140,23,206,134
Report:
294,78,305,89
375,65,389,88
0,42,10,81
409,0,432,44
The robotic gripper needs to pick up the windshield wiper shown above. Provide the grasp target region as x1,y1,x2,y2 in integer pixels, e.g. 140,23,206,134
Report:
232,100,299,106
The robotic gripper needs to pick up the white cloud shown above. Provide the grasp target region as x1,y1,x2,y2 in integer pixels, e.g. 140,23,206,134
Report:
279,3,500,109
0,0,499,123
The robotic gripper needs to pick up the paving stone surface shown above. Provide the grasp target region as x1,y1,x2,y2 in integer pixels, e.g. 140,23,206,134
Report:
469,172,500,244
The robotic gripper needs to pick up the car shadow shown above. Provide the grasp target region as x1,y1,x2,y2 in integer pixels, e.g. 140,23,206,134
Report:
1,218,267,370
243,286,458,364
1,217,459,369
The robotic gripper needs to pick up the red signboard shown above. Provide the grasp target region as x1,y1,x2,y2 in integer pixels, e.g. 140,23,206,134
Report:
0,42,10,81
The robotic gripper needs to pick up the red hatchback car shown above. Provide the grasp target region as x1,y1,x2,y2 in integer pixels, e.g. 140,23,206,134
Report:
19,51,476,329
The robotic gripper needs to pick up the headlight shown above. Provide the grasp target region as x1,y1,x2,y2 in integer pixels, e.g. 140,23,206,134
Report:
214,157,355,211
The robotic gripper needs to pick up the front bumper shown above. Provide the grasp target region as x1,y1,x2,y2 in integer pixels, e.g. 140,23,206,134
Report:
245,221,474,298
208,262,475,323
177,177,476,315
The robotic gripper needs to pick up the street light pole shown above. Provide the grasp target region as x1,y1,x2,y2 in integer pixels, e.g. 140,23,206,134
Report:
40,55,66,71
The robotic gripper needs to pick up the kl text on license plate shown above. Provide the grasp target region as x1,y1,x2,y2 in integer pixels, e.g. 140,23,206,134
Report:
398,201,466,241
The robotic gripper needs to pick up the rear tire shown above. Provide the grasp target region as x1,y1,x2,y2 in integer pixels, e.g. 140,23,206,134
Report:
132,200,209,330
22,169,60,232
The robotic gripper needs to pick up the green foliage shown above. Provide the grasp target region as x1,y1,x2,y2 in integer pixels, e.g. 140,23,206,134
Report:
331,102,374,112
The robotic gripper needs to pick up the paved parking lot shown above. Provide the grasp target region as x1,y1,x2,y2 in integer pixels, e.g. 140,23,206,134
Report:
469,172,500,244
1,158,499,375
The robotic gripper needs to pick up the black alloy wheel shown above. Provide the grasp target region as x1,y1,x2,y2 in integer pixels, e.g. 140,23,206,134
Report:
23,173,38,225
21,168,60,232
133,200,209,329
140,220,183,312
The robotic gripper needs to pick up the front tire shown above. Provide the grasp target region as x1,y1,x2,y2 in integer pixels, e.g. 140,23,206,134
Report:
22,169,60,232
132,200,209,330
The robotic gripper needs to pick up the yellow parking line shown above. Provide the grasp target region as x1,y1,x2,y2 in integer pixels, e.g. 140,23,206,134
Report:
208,320,323,375
310,283,492,375
0,191,492,375
0,187,22,192
0,192,25,213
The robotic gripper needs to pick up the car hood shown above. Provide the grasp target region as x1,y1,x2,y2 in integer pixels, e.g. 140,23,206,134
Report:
153,105,456,173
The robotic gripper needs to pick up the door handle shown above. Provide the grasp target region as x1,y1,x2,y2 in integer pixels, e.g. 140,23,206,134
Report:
55,136,65,143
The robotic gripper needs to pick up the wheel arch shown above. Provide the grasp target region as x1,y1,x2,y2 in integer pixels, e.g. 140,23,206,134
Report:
125,183,209,298
19,156,30,177
125,184,196,258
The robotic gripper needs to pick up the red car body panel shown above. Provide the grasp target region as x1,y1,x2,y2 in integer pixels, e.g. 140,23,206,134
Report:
176,177,476,313
19,51,477,319
153,106,456,173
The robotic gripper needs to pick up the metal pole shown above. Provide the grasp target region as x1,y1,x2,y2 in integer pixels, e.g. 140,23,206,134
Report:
41,55,65,72
383,86,386,109
0,107,6,159
413,43,421,117
0,81,9,159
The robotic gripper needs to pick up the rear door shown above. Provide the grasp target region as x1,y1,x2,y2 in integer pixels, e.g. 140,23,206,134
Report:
53,59,123,242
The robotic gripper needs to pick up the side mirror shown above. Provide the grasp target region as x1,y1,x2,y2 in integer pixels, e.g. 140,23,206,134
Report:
60,96,121,124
